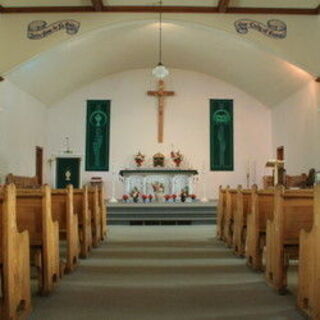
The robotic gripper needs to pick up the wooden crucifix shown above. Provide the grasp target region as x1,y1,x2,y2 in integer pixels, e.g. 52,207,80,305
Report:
147,80,175,143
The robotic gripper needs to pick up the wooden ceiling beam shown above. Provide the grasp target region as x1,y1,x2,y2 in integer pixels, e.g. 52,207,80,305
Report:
0,5,319,15
0,5,94,13
91,0,104,12
218,0,230,13
227,6,319,15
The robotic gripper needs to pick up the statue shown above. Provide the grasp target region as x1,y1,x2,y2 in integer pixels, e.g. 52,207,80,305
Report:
152,182,165,202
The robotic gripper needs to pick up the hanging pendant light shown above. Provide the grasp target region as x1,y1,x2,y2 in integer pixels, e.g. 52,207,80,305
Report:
152,0,169,79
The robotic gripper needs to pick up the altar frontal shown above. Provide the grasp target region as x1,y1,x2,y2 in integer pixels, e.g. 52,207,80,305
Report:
119,151,198,203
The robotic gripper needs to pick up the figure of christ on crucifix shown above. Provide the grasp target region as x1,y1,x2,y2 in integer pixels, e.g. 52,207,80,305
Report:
147,80,175,143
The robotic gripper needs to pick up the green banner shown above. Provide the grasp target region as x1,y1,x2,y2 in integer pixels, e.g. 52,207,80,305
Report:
210,99,234,171
85,100,110,171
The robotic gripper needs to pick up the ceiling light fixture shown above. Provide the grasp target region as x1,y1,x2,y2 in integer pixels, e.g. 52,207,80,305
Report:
152,0,169,79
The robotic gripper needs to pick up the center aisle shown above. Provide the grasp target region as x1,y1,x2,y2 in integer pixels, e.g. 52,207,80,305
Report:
30,226,303,320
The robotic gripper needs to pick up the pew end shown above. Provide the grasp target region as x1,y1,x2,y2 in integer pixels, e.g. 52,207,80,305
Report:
233,185,251,257
297,185,320,319
1,184,32,320
52,185,80,274
16,186,60,295
265,186,313,294
246,186,274,272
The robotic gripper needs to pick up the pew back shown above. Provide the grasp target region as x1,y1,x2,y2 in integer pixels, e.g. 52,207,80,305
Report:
6,174,39,189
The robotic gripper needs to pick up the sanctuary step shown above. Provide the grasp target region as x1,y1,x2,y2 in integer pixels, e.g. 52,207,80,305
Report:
107,201,217,226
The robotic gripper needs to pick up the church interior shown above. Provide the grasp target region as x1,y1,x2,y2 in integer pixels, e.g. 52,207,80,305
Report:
0,0,319,319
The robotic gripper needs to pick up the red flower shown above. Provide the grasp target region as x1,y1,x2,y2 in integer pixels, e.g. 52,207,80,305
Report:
122,194,129,200
191,194,196,200
165,194,171,201
142,194,148,200
148,194,153,200
172,194,177,199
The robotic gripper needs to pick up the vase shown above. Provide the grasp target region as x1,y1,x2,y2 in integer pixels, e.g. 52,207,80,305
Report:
175,160,181,168
133,197,139,203
135,160,143,167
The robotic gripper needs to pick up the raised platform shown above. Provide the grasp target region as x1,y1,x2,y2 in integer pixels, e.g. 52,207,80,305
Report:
107,201,217,226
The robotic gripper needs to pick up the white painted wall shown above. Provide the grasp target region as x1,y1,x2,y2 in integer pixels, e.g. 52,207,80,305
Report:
0,80,47,184
47,69,272,199
272,79,320,174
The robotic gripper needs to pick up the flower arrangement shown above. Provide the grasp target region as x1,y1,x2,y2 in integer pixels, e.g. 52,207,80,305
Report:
171,150,183,168
172,194,177,202
148,194,153,202
130,187,140,203
122,194,129,202
142,194,148,203
190,194,197,200
164,194,171,202
134,151,145,167
180,187,189,202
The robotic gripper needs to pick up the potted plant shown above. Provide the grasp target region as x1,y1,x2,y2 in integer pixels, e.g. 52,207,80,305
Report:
122,194,129,202
148,194,153,202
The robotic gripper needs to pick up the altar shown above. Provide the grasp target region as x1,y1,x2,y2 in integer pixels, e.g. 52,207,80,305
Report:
119,168,198,196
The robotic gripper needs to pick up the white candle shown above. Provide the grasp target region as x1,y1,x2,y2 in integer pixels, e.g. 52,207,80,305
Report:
246,159,250,175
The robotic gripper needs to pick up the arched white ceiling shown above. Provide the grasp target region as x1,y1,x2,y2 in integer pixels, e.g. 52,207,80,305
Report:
7,19,314,107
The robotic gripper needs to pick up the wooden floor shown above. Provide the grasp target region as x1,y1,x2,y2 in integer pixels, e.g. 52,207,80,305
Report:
30,226,303,320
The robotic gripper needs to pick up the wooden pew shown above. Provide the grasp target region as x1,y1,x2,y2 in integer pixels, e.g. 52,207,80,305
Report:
265,186,313,293
297,185,320,319
88,186,101,248
73,186,92,259
6,173,39,189
246,186,274,271
223,188,237,247
51,185,80,273
233,186,251,257
16,186,60,295
98,185,107,241
216,186,227,240
0,184,31,320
